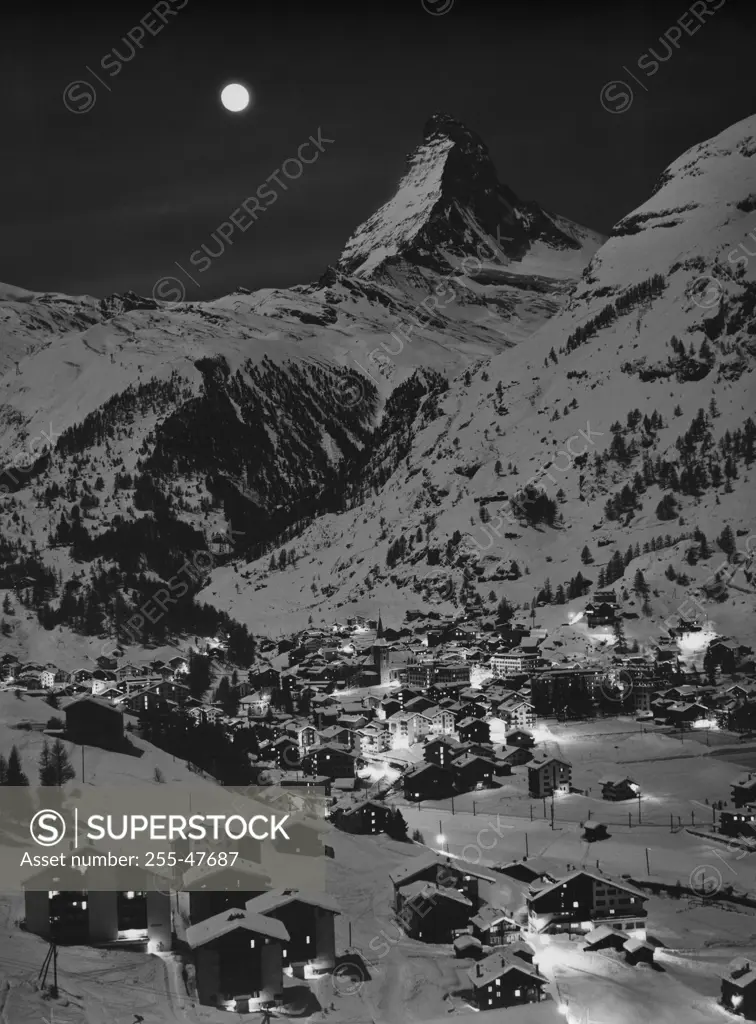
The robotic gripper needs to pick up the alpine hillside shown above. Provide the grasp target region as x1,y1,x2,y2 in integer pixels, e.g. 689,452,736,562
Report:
0,113,601,664
199,113,756,658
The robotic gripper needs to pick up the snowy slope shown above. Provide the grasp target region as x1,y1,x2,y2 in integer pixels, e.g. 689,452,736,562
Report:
200,113,756,647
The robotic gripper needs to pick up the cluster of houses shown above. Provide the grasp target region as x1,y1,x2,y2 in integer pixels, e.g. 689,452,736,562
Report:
24,858,340,1014
385,848,653,1009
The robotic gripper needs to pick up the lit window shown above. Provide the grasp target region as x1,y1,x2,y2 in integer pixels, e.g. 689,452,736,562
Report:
126,891,135,899
283,949,287,958
250,939,255,948
48,891,59,898
514,989,521,997
573,901,579,908
306,935,311,944
82,901,87,910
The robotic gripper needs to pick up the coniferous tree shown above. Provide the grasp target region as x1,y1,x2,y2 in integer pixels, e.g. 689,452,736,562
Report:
6,746,28,785
613,617,628,654
633,569,649,597
39,739,76,786
717,525,736,556
386,808,409,841
581,545,594,565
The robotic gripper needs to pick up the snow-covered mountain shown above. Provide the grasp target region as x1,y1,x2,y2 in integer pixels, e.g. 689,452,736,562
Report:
0,113,604,655
199,113,756,651
1,111,753,659
339,112,603,284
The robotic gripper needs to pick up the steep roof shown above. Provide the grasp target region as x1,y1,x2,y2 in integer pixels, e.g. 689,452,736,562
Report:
185,909,289,948
245,889,340,916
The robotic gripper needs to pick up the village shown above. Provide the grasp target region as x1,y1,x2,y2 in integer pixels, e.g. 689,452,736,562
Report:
1,593,755,1024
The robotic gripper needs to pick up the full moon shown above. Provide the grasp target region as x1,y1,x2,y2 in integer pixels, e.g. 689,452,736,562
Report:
220,83,251,113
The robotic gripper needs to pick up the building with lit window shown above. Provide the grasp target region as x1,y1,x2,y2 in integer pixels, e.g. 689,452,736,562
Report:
244,890,339,976
467,950,545,1010
527,758,572,798
185,908,289,1012
24,870,170,950
526,870,647,937
721,957,756,1020
490,650,540,678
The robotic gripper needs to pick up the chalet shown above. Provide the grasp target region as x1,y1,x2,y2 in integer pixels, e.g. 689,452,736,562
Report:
40,665,57,688
24,861,171,949
453,753,498,792
354,724,389,754
176,859,271,927
424,706,457,736
498,745,534,768
185,909,288,1011
467,951,545,1010
317,724,351,748
245,890,339,974
732,773,756,808
721,957,756,1020
268,737,300,770
599,777,639,802
527,870,647,936
584,601,617,628
332,800,394,835
470,905,520,947
582,924,627,953
403,762,452,801
456,700,488,720
389,851,496,910
457,718,491,744
720,809,756,838
301,745,354,779
666,701,709,727
528,758,572,798
117,663,146,682
65,696,124,748
495,698,535,732
496,860,556,885
286,722,318,752
506,729,536,749
424,737,462,768
623,937,656,966
239,693,271,717
396,881,472,942
454,934,483,959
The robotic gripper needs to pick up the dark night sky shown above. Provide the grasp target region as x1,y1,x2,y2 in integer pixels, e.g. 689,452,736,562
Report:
2,0,754,301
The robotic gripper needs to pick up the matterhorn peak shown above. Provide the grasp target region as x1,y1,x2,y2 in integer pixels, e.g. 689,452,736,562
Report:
337,114,603,282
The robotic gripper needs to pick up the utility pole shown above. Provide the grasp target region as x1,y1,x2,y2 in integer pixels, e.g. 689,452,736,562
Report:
638,792,642,824
645,848,651,876
525,833,529,858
